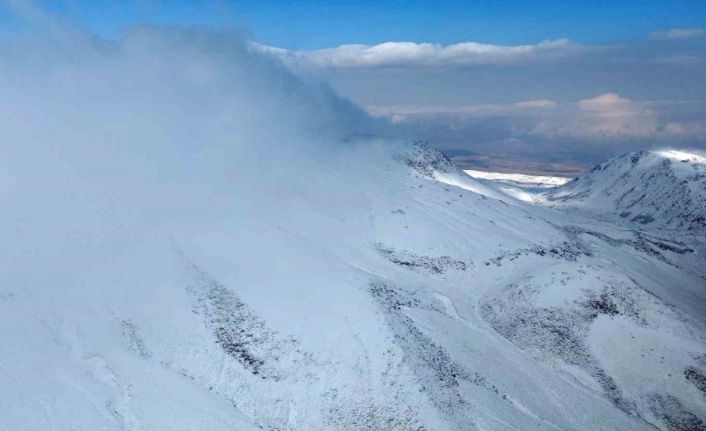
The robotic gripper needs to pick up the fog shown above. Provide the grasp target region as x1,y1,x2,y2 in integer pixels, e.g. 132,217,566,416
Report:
0,13,389,292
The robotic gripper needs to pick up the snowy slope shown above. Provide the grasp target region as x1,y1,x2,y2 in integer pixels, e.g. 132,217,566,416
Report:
4,140,706,431
1,28,706,431
543,150,706,232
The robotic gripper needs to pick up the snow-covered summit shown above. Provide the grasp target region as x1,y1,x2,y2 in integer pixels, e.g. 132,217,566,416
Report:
544,149,706,232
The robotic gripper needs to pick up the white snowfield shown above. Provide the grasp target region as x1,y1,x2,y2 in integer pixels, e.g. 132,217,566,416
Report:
1,28,706,431
462,170,572,203
463,170,571,187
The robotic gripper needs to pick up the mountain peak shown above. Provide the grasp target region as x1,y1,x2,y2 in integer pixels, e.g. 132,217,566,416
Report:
545,149,706,232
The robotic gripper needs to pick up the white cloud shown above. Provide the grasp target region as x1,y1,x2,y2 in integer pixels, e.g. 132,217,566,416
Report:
533,93,658,138
367,99,557,120
251,39,575,69
649,54,703,65
513,100,557,109
649,28,706,40
369,94,706,142
663,121,706,137
577,92,629,110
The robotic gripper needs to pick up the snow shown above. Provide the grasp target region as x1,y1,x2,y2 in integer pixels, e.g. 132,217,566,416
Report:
460,170,572,203
464,170,571,187
1,26,705,431
657,149,706,165
543,150,706,233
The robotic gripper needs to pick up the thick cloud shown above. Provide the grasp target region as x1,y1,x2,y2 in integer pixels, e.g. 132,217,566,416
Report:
0,12,390,291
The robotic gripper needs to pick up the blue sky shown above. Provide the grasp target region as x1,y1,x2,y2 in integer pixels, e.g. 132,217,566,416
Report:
7,0,706,48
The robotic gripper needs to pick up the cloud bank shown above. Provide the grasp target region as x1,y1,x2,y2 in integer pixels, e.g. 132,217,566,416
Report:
370,93,706,140
369,94,706,169
252,39,577,68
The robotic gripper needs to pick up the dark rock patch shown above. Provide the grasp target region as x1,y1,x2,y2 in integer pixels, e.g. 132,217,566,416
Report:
632,214,656,224
376,244,468,276
403,141,456,178
121,319,151,359
479,278,649,413
586,293,620,316
369,282,503,428
185,262,309,380
485,241,591,266
649,394,706,431
685,366,706,397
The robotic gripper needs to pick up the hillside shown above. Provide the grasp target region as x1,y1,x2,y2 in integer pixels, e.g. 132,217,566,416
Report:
544,150,706,232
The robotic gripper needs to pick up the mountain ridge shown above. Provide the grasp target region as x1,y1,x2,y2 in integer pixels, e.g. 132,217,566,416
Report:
544,149,706,232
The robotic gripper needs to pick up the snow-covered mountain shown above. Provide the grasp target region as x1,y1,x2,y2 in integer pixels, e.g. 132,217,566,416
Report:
544,150,706,232
1,28,706,431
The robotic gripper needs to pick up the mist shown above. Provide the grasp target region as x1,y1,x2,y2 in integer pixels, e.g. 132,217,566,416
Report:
0,12,399,291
